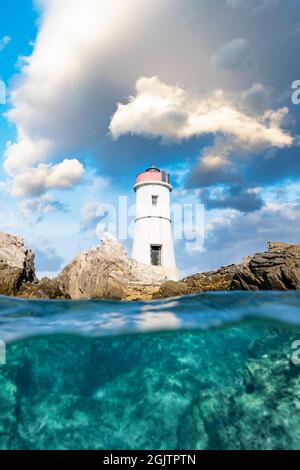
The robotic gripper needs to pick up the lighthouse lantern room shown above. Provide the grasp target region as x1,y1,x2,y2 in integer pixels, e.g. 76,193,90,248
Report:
132,164,179,281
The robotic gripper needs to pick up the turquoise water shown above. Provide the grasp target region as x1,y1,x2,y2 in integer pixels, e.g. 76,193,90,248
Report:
1,291,300,450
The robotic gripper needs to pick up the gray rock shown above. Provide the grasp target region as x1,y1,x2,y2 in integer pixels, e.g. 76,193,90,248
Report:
233,241,300,290
0,232,36,296
155,241,300,298
56,234,166,300
2,232,300,300
17,277,68,300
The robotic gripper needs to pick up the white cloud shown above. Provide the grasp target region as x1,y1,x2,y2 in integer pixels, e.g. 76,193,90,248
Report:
110,76,294,190
211,38,253,71
0,36,11,51
5,0,271,186
4,0,164,176
2,0,298,215
12,159,84,198
4,135,52,176
3,0,171,200
109,76,293,151
20,195,68,221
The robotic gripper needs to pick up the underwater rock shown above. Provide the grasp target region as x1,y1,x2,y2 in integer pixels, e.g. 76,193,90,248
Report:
0,373,18,450
189,329,300,450
0,232,36,296
1,326,300,449
0,328,257,450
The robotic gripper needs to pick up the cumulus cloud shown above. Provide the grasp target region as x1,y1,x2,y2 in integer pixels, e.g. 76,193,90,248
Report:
11,159,84,198
8,0,284,186
2,0,299,260
0,36,11,51
4,0,165,176
110,76,295,191
110,76,293,149
211,38,253,71
4,135,52,176
4,0,297,189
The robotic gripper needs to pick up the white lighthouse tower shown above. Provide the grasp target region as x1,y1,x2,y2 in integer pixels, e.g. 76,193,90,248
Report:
132,164,179,280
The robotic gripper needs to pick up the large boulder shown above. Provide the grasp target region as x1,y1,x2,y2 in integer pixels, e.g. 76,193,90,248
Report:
0,232,36,296
56,234,166,300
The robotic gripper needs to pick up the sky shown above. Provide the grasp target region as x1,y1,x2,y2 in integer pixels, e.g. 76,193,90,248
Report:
0,0,300,278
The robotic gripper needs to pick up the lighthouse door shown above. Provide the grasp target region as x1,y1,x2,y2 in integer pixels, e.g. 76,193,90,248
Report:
150,245,162,266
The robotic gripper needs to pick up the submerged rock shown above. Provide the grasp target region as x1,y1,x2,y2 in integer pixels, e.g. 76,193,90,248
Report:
0,232,36,296
0,325,299,449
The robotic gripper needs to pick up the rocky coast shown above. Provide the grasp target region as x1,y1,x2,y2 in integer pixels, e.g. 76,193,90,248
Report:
1,231,300,301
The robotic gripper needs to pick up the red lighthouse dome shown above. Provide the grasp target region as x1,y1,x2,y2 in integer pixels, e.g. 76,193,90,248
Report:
135,164,171,186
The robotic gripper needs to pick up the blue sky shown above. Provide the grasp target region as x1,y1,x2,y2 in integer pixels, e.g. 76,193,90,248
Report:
0,0,300,278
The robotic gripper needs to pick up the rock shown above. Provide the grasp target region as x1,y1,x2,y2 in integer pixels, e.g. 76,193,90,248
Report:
0,232,36,296
152,280,190,299
153,265,239,299
17,278,68,300
2,232,300,300
232,241,300,291
154,241,300,299
123,285,161,301
268,241,300,255
56,234,166,300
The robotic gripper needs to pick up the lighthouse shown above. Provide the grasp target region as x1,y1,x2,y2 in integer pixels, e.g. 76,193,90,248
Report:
132,164,179,281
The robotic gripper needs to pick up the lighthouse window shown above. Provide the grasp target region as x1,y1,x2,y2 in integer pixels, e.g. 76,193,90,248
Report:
150,245,162,266
152,195,158,206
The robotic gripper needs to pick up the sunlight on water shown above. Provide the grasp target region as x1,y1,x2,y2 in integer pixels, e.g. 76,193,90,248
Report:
1,291,300,342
